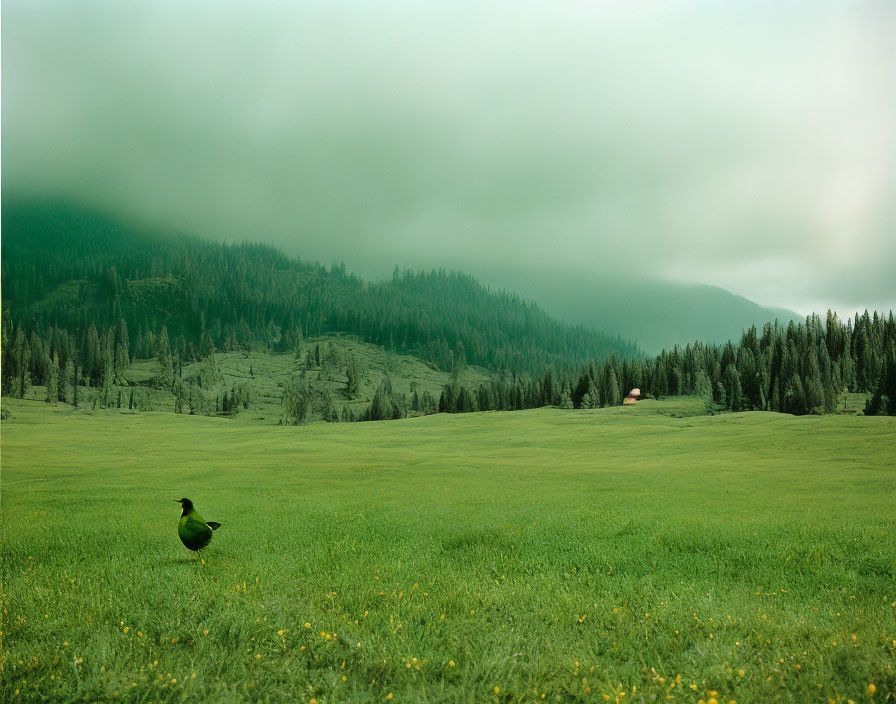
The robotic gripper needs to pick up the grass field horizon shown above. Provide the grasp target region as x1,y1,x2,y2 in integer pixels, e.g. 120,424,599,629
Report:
2,397,895,703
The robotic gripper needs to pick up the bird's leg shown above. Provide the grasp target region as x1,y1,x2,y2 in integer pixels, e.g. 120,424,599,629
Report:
197,550,205,566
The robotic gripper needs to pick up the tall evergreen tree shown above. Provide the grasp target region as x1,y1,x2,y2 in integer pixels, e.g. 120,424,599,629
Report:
13,328,31,398
46,352,59,404
158,325,174,389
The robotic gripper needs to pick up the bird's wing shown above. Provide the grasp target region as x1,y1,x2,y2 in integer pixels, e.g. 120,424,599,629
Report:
206,522,222,530
182,514,213,538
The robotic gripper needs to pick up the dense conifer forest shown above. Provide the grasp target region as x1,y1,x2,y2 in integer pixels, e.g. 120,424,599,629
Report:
437,311,895,417
2,200,894,419
1,201,637,379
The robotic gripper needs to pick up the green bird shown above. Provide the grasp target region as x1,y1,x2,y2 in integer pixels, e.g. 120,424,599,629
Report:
176,498,221,564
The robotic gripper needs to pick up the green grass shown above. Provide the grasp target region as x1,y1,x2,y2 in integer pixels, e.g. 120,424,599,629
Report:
119,335,493,421
2,397,895,703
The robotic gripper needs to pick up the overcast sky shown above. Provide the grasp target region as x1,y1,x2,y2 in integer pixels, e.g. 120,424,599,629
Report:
3,0,895,315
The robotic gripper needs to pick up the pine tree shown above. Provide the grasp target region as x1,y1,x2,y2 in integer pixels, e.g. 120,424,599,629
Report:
158,325,174,389
0,319,12,396
63,359,75,404
291,327,305,360
455,385,475,413
84,323,101,385
345,355,360,399
46,352,60,404
581,378,599,409
320,388,337,422
722,363,743,411
803,352,825,414
116,318,130,378
783,373,806,415
695,369,714,415
200,329,216,358
558,388,573,409
602,366,620,407
737,348,761,409
101,342,114,408
282,378,312,424
13,328,31,399
370,377,393,420
651,363,668,400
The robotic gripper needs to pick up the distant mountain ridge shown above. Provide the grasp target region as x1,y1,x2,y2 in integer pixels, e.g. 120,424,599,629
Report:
1,199,641,374
495,276,803,355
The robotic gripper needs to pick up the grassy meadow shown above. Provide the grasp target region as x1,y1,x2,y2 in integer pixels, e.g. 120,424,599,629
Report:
2,396,895,703
119,336,494,422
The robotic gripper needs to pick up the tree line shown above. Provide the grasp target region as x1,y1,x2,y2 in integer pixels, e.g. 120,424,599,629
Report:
3,202,893,419
2,200,639,380
431,311,896,417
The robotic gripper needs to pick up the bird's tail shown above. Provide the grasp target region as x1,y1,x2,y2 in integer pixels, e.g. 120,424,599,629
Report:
207,522,222,530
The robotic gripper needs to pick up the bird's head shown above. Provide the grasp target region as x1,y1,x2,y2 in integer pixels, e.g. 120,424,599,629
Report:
175,498,194,514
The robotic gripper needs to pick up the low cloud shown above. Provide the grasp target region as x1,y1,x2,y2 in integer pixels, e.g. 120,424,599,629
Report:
3,0,894,315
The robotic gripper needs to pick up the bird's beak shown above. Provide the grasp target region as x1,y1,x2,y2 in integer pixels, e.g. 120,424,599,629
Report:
174,500,182,503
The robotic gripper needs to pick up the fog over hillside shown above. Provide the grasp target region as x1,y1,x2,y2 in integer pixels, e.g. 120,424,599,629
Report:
3,0,894,322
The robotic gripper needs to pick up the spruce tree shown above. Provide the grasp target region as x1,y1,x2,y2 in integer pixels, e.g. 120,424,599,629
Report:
13,328,31,399
72,365,80,408
582,378,599,409
63,359,75,404
558,388,573,409
722,363,743,411
46,352,59,404
116,318,130,378
345,355,360,399
603,366,620,407
101,343,114,408
783,373,806,415
158,325,174,389
200,329,216,358
695,369,714,414
803,352,825,414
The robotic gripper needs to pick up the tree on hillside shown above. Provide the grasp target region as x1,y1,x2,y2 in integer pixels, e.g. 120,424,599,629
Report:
101,337,114,407
369,376,393,421
72,365,81,408
420,390,437,415
602,366,620,408
345,355,361,399
13,328,31,398
46,352,59,404
865,346,896,416
319,388,338,422
282,377,312,425
695,369,714,415
199,329,216,358
581,378,599,409
63,359,75,404
158,325,174,389
721,363,743,412
115,318,130,379
558,387,573,409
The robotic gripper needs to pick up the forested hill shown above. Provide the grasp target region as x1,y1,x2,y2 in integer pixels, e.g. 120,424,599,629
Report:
1,200,640,374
